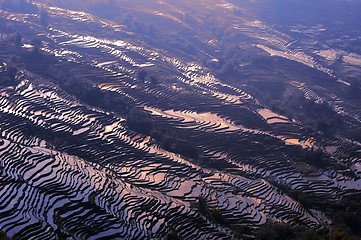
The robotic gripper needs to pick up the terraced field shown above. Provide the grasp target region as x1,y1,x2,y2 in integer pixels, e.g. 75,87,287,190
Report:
1,1,361,239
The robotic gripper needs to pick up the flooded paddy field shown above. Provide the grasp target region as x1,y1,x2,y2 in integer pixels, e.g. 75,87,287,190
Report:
1,0,361,239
